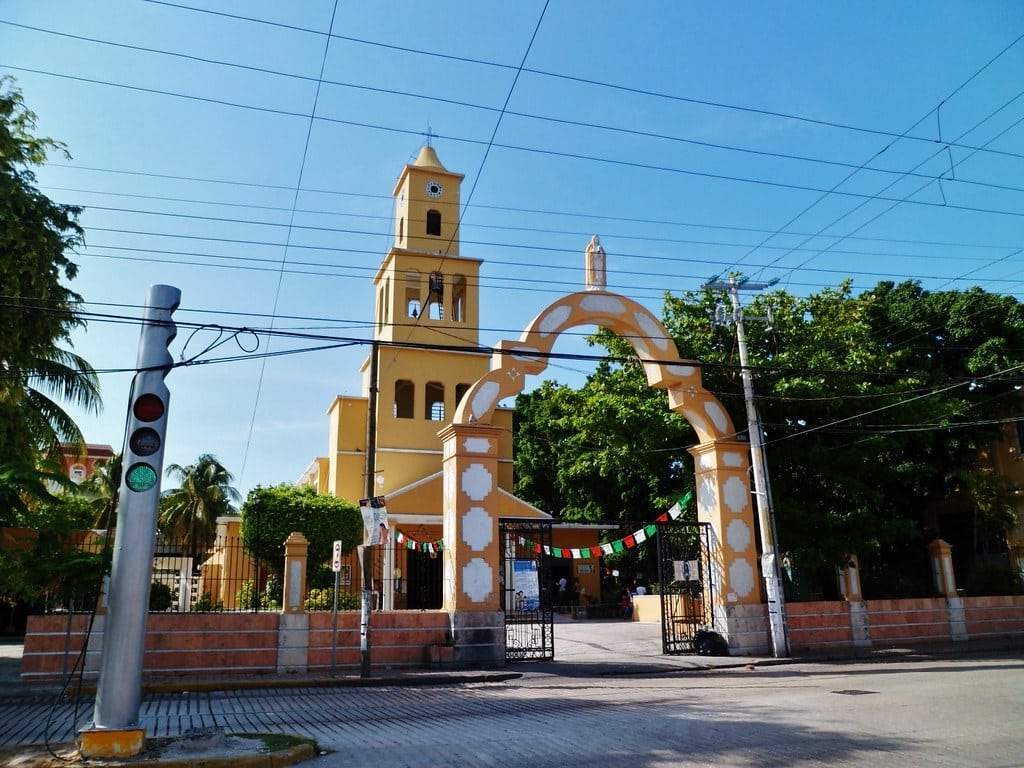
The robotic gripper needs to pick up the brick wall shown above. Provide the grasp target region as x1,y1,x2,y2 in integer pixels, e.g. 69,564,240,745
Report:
22,610,453,682
865,598,951,646
307,611,450,670
963,595,1024,639
787,601,854,652
784,595,1024,654
21,613,280,681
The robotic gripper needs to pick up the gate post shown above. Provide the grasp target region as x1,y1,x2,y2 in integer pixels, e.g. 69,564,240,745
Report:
688,440,770,655
438,422,505,665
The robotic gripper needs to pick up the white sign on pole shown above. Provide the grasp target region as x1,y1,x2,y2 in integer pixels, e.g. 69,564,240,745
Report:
359,495,389,546
332,540,343,572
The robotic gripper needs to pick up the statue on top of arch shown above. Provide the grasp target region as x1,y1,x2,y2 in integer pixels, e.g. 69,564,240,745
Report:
584,234,607,292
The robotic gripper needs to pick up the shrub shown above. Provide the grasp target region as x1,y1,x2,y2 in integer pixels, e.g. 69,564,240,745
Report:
149,581,173,612
192,591,224,612
304,588,360,611
240,485,362,580
236,579,280,611
965,562,1023,596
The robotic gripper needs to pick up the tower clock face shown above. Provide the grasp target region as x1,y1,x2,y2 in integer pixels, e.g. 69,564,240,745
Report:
425,180,443,198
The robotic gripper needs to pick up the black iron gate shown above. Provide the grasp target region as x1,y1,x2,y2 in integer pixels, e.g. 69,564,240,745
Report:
657,521,713,654
498,518,554,661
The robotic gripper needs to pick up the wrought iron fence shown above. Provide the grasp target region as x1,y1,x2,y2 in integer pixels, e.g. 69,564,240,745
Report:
305,542,443,612
37,530,446,615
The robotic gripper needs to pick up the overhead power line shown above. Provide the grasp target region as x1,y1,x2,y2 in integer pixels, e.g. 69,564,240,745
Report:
75,216,1024,285
44,163,1024,254
9,299,1024,387
6,63,1024,220
727,28,1024,271
234,0,339,483
40,184,1024,262
5,19,1023,194
133,0,1024,162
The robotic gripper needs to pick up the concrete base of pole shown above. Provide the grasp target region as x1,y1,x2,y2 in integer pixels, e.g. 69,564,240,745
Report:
78,727,146,758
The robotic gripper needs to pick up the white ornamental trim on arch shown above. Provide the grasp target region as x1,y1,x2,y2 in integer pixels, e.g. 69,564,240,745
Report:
461,463,493,502
697,475,717,514
723,476,748,514
728,558,755,598
633,310,669,352
462,557,493,603
462,506,492,551
726,519,751,553
471,381,501,420
536,304,571,337
579,294,626,315
703,401,730,433
722,452,743,467
463,437,492,454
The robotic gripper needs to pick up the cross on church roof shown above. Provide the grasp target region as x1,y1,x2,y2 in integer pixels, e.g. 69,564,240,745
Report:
425,125,434,148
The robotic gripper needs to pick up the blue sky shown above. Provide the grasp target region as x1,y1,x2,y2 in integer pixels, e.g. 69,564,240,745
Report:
2,1,1023,495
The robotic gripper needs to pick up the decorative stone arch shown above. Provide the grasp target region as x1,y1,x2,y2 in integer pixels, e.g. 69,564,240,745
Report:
438,291,768,658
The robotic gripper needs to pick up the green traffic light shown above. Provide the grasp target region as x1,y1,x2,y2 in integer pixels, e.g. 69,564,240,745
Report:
125,462,158,492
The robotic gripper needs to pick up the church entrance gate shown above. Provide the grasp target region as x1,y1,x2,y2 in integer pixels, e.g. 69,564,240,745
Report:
657,521,713,654
440,286,772,663
498,518,554,661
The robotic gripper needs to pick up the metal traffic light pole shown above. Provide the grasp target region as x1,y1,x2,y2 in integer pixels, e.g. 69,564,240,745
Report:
91,285,180,733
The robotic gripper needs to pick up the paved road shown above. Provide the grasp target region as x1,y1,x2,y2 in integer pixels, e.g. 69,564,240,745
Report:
2,654,1022,767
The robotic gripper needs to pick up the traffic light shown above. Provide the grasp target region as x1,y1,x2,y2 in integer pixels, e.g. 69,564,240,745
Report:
92,284,180,733
121,286,179,496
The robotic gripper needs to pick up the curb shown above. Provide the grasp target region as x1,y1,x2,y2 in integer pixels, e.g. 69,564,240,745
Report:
141,671,522,695
0,739,317,768
2,671,521,699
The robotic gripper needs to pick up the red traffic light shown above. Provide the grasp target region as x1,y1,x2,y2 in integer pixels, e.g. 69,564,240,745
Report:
133,393,165,422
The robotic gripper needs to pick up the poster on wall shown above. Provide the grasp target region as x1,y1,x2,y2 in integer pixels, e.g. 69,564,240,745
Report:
359,496,389,546
512,559,541,612
673,560,701,582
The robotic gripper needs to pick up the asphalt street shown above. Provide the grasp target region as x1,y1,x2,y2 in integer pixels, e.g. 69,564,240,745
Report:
1,653,1021,767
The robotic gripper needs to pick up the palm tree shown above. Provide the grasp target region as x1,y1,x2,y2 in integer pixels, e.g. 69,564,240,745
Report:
0,346,101,466
81,453,122,528
159,454,239,551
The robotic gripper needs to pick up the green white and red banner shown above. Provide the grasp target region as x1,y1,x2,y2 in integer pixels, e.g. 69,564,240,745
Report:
517,490,693,559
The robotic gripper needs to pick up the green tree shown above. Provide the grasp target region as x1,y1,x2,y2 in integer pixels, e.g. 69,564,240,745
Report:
240,485,361,587
0,77,98,467
159,454,239,550
81,452,122,528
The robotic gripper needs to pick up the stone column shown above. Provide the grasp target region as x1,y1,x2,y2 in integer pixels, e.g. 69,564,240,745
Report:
281,532,309,613
439,422,505,665
837,555,871,648
837,554,863,601
688,440,768,655
929,539,957,597
278,532,309,674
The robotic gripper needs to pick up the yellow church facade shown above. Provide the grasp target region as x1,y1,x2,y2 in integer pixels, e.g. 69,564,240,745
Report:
299,145,607,607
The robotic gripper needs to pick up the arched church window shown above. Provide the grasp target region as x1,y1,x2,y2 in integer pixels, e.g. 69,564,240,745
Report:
394,380,414,419
428,300,443,320
398,217,404,244
426,209,441,236
405,270,421,318
425,382,445,421
383,277,390,327
452,275,466,322
455,383,470,408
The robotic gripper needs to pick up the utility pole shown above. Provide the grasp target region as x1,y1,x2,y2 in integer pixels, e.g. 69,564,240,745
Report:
360,340,380,677
705,274,789,658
